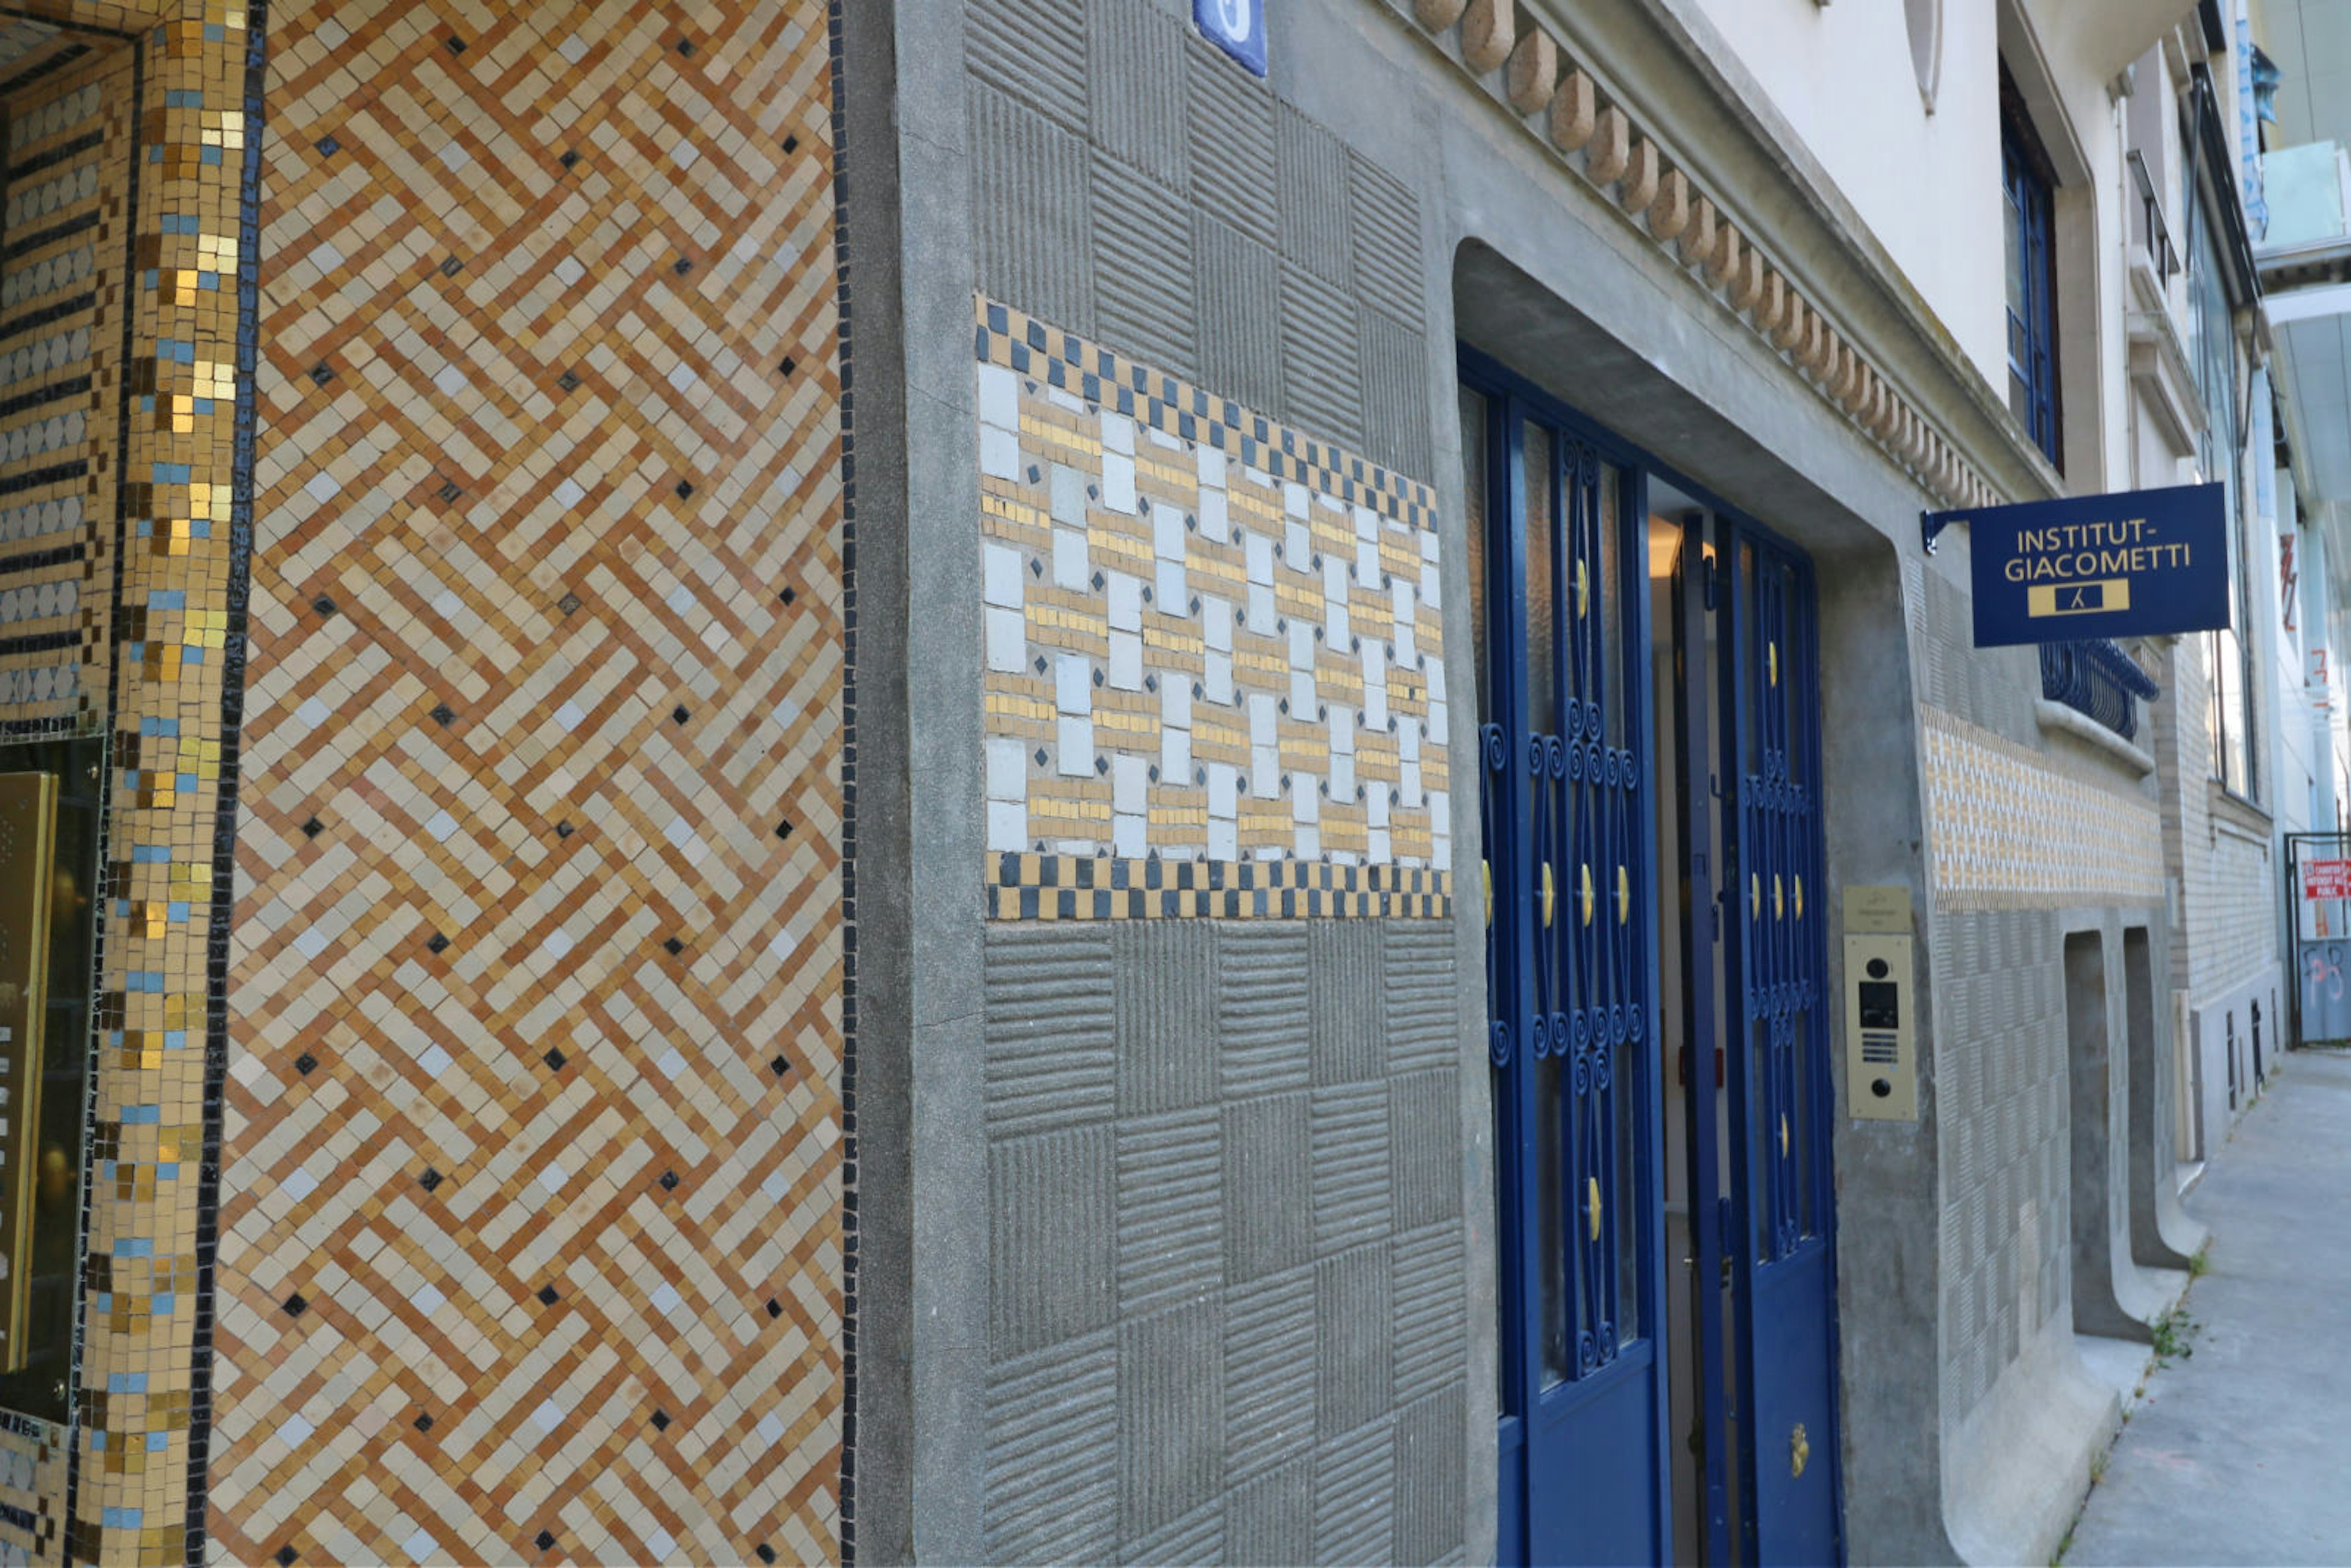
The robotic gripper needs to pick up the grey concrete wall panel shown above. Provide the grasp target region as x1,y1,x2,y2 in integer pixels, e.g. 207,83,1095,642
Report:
2123,926,2205,1268
1279,260,1365,451
1312,1417,1398,1566
1392,1221,1468,1406
1348,149,1425,330
1316,1244,1394,1437
1224,1090,1313,1283
967,0,1087,126
984,924,1115,1138
989,1125,1117,1358
1193,212,1286,428
2066,925,2147,1339
1093,160,1200,383
1086,0,1191,189
1225,1455,1314,1567
971,82,1096,341
1120,1299,1229,1539
1310,1084,1393,1255
1277,103,1355,287
1119,1109,1224,1313
1384,920,1457,1072
1187,42,1278,250
1116,920,1218,1114
1309,919,1382,1085
1226,1266,1318,1479
1219,923,1313,1098
1390,1067,1463,1232
1393,1387,1471,1568
983,1331,1121,1564
1130,1504,1225,1567
1360,303,1434,484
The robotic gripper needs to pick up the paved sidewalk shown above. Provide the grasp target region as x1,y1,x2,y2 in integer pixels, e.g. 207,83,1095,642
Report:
2065,1050,2351,1566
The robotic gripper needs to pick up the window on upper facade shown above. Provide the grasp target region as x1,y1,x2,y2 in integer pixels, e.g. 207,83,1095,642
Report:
2188,207,2258,802
2001,64,2062,468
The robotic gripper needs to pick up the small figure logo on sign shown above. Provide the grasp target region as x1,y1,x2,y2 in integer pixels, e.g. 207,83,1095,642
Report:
1194,0,1267,76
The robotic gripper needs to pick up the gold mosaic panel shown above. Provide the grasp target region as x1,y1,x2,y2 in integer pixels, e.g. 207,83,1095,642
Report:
1922,705,2165,912
977,297,1452,919
212,2,846,1565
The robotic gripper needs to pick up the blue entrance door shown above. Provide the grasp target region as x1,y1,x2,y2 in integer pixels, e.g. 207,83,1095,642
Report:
1715,519,1842,1566
1463,361,1669,1567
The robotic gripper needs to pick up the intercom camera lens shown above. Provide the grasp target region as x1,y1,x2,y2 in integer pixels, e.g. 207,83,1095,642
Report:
1865,958,1890,980
1872,1078,1892,1098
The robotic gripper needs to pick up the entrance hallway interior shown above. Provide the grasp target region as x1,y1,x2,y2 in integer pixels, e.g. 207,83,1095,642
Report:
2063,1052,2351,1564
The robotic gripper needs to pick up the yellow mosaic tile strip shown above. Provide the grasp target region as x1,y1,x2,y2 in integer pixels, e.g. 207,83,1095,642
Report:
81,6,255,1564
213,3,846,1565
1922,705,2166,912
977,296,1452,919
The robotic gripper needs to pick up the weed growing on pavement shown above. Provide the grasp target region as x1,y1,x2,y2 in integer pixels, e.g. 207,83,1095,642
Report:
2188,1241,2211,1279
2151,1304,2199,1365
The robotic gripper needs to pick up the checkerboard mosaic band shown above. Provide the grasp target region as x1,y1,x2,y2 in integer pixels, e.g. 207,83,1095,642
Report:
989,852,1450,919
1922,705,2166,912
976,296,1453,920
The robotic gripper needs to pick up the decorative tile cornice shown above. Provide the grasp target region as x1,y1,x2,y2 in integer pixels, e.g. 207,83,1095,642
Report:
1404,0,2018,514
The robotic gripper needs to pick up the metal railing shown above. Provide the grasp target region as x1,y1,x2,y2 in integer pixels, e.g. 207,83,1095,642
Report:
2040,638,2161,741
2128,148,2181,287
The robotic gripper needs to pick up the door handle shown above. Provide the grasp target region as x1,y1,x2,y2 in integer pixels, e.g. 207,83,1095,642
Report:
1587,1176,1602,1242
1780,1113,1790,1157
1581,863,1594,927
1484,860,1493,928
1616,864,1630,925
1542,861,1555,928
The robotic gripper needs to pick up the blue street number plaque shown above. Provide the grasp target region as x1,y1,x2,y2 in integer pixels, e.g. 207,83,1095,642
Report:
1194,0,1267,76
1932,481,2232,648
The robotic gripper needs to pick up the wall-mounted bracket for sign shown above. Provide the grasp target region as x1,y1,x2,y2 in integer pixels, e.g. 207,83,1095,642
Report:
1924,481,2230,646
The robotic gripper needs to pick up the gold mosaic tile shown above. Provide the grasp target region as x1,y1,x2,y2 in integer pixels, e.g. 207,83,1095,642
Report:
976,296,1453,920
207,2,846,1564
1922,705,2166,912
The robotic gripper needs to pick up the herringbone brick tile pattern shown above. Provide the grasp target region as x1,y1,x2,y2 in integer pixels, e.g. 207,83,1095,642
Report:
215,2,845,1562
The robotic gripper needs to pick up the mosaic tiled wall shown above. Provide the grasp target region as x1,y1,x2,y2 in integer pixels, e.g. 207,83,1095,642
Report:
977,298,1451,921
213,2,847,1565
0,56,120,738
0,4,264,1564
1922,706,2165,912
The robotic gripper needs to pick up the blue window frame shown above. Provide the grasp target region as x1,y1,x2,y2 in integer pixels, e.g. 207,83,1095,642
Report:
2002,67,2061,467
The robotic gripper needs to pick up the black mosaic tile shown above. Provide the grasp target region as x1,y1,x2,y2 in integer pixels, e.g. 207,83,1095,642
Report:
543,1048,566,1071
537,1286,559,1307
282,1294,306,1318
430,703,455,726
294,1052,316,1076
663,936,684,956
419,1168,442,1193
426,932,450,955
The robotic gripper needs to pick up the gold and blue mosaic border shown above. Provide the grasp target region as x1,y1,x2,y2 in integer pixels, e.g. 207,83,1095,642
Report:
975,296,1453,920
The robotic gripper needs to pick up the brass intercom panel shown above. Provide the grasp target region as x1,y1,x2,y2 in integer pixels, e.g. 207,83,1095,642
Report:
1842,884,1916,1123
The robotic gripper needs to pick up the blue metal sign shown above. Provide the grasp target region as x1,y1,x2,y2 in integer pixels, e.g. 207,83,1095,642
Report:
1925,481,2231,647
1193,0,1267,76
